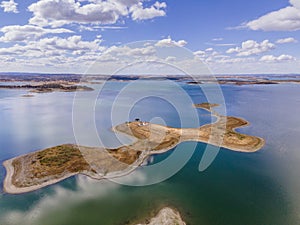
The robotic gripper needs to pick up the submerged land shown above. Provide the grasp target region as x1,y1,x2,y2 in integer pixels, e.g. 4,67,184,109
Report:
135,207,186,225
3,102,264,194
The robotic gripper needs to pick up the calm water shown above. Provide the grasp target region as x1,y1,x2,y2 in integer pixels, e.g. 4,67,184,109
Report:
0,81,300,225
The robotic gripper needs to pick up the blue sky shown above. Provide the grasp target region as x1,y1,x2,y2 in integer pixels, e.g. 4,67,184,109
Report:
0,0,299,74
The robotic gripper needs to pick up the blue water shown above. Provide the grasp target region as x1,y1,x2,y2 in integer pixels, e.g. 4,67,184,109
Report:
0,81,300,225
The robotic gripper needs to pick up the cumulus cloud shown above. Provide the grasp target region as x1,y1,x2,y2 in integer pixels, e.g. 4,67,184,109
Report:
105,45,156,57
155,37,187,47
0,0,18,13
0,34,106,73
28,0,127,27
130,1,166,20
226,40,275,56
28,0,167,27
193,48,231,64
0,35,103,57
38,35,102,52
276,37,298,44
260,54,296,62
0,38,168,73
245,0,300,31
0,25,73,42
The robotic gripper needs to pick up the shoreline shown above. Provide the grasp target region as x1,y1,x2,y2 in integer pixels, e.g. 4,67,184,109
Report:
3,158,80,194
3,125,264,194
2,148,149,194
194,103,265,152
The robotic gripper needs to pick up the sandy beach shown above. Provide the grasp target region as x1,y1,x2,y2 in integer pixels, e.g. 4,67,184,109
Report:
3,158,80,194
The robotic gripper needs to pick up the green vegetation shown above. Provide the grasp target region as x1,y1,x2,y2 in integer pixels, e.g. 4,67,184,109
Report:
37,145,82,167
226,131,246,140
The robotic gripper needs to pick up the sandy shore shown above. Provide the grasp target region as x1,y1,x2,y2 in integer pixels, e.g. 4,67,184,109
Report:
2,146,149,194
3,158,79,194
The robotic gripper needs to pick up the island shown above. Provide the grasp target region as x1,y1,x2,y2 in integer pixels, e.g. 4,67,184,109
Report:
0,83,93,93
3,103,265,194
135,207,186,225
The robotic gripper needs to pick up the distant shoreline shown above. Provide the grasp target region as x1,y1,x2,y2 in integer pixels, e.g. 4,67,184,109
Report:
0,74,300,87
0,83,93,93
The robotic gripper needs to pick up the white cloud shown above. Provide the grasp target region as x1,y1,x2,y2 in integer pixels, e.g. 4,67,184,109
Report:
0,35,103,57
219,43,236,46
194,50,206,56
28,0,127,27
1,176,123,225
226,40,275,56
28,0,167,27
276,37,298,44
195,47,254,65
130,1,166,20
165,56,176,61
206,40,236,47
39,35,102,52
78,25,127,32
217,57,255,64
155,37,187,47
212,38,223,41
205,48,213,52
194,48,231,64
0,25,73,42
104,45,156,60
290,0,300,9
245,0,300,31
192,42,299,74
0,0,18,13
0,38,171,73
260,54,296,62
0,34,106,73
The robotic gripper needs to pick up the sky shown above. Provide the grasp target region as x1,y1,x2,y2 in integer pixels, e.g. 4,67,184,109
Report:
0,0,299,74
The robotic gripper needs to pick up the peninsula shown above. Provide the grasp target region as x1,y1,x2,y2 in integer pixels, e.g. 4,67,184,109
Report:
3,103,265,194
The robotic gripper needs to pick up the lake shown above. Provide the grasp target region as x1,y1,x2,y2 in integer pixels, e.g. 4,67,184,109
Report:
0,80,300,225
